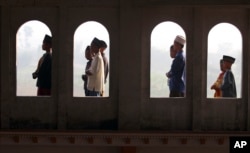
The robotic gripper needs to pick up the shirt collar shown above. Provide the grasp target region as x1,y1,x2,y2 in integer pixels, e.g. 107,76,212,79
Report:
176,50,183,56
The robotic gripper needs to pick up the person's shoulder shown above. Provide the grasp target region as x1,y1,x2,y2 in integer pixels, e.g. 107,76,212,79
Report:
219,71,225,76
225,69,234,76
44,52,52,57
228,70,234,75
175,53,184,60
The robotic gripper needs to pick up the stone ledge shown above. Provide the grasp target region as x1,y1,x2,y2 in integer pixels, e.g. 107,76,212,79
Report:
1,131,250,146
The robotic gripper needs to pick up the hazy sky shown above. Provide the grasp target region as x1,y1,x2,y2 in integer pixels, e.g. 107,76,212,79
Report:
16,20,242,98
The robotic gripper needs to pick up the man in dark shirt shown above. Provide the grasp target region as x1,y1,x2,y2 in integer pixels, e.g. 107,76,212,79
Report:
166,35,186,97
220,55,237,98
32,34,52,96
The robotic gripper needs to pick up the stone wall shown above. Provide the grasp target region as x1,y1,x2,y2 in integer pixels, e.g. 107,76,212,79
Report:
0,0,250,131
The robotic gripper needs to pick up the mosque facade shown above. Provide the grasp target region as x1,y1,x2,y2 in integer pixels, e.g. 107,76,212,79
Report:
1,0,250,153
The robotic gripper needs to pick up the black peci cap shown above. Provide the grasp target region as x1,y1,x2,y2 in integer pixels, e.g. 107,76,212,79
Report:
223,55,235,64
43,34,52,44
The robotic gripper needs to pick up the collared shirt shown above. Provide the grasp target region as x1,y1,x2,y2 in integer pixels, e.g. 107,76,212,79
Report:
221,70,237,97
168,50,185,92
87,52,104,92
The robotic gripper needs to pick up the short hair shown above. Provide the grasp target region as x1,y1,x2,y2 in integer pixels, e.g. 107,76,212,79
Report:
85,46,90,51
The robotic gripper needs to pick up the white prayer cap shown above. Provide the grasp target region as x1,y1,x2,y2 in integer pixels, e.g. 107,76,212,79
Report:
174,35,186,45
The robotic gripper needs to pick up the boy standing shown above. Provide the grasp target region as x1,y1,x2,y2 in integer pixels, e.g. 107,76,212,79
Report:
166,45,177,89
220,55,237,97
82,46,92,96
32,34,52,96
86,37,104,96
99,40,109,84
99,40,109,96
210,59,225,97
167,35,186,97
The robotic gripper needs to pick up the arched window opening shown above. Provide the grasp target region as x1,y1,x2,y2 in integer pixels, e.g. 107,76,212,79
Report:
207,23,242,98
150,21,186,98
16,20,52,96
73,21,110,97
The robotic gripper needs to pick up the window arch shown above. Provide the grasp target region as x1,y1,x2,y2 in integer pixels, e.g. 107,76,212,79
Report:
150,21,186,98
16,20,52,96
207,22,242,98
73,21,110,97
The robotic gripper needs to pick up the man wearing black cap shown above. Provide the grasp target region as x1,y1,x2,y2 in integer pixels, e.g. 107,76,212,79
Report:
32,34,52,96
86,37,104,96
220,55,237,97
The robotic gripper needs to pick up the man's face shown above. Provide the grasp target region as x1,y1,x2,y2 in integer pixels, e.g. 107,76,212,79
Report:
220,61,225,71
90,43,99,54
42,42,51,51
173,41,181,51
85,49,93,60
222,61,232,70
170,47,176,58
100,47,106,53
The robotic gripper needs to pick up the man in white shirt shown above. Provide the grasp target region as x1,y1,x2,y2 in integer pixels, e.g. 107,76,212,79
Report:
86,37,105,96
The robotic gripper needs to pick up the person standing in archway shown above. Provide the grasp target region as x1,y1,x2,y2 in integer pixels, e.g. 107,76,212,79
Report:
167,35,186,97
32,34,52,96
166,45,177,90
86,37,105,97
99,40,109,97
220,55,237,98
210,59,225,97
82,46,93,96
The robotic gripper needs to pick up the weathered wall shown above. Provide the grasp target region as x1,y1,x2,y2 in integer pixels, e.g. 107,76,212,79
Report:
0,0,250,132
